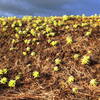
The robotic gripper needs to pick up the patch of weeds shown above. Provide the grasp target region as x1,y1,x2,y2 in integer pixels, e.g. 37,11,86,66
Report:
55,58,61,65
72,87,78,94
66,36,73,44
47,39,52,43
46,26,52,33
0,77,7,84
8,80,16,87
15,34,19,39
73,24,78,28
46,32,56,37
32,71,40,78
30,29,36,36
50,41,59,46
90,79,99,86
81,23,89,27
67,76,75,84
22,51,27,56
26,47,31,52
24,39,31,44
62,15,70,21
53,66,59,72
81,55,90,65
31,51,36,56
15,75,21,81
85,29,92,36
73,54,80,60
0,68,8,75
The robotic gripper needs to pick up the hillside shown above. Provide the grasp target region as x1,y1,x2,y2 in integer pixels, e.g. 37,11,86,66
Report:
0,15,100,100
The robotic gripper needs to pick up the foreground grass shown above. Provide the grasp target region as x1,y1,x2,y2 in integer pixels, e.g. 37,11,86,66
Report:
0,15,100,100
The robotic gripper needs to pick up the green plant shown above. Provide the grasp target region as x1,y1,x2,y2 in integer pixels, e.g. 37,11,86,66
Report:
9,47,17,51
53,20,58,26
15,27,21,32
0,69,3,75
24,39,31,44
18,30,24,35
81,55,90,65
90,79,98,86
30,29,36,36
55,58,61,65
50,41,58,46
73,24,78,28
67,76,75,84
62,15,69,21
15,75,20,80
8,80,16,87
47,39,52,43
66,36,73,44
0,77,7,84
2,68,8,74
17,20,22,27
32,71,40,78
81,23,88,27
31,52,36,56
2,27,7,32
15,34,19,39
11,22,15,28
11,39,17,44
32,23,37,27
22,16,32,21
73,54,80,60
22,52,27,56
65,25,69,29
26,47,30,51
26,34,31,37
2,21,6,26
87,50,92,54
53,66,59,71
47,32,56,37
72,87,78,94
0,68,8,75
11,39,15,44
58,20,64,26
85,29,92,36
32,38,38,43
15,27,20,32
46,27,52,33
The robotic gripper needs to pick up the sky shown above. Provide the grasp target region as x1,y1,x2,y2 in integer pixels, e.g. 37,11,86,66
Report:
0,0,100,17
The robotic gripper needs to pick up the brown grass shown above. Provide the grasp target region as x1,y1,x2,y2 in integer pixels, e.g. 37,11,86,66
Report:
0,16,100,100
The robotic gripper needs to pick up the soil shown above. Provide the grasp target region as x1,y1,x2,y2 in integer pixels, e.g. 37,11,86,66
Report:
0,16,100,100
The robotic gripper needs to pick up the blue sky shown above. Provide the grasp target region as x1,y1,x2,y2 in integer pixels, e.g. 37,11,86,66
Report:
0,0,100,17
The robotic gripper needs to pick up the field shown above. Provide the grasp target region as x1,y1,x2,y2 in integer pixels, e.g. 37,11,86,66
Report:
0,15,100,100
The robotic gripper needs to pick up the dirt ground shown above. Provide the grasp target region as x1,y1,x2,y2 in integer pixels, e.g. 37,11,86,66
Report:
0,16,100,100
